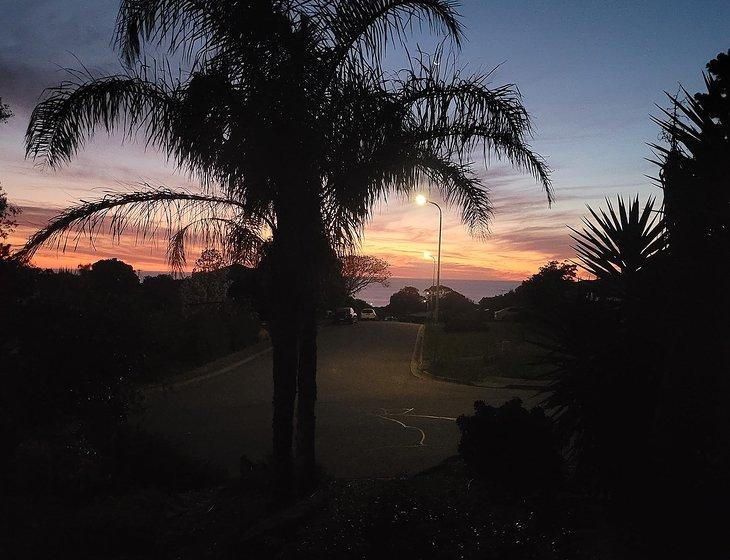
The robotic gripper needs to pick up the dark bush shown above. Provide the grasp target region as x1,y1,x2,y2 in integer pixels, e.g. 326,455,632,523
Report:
438,289,476,321
457,398,562,494
0,260,261,479
2,426,224,560
388,286,425,316
541,296,660,495
443,310,489,332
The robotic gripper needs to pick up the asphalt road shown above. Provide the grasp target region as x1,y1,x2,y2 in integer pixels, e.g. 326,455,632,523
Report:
137,321,539,479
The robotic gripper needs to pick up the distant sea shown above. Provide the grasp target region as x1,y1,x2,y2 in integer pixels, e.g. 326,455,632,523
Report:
359,277,519,307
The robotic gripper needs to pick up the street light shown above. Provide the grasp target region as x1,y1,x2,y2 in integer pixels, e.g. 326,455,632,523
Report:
416,194,442,323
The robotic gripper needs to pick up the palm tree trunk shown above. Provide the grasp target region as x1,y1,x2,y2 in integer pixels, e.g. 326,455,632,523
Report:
268,206,303,498
270,318,298,497
296,309,318,490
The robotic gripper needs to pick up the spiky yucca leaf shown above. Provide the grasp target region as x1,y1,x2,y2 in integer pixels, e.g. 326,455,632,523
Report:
569,196,666,283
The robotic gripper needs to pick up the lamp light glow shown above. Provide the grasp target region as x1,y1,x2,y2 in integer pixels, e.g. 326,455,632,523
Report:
415,194,428,206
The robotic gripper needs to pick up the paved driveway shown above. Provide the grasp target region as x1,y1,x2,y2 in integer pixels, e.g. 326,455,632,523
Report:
137,321,538,478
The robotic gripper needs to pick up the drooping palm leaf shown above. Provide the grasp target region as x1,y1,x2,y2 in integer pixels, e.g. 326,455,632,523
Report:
320,0,463,70
167,215,264,271
12,187,262,266
25,72,180,167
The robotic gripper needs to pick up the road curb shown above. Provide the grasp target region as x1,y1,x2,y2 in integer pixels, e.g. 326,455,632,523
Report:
410,324,550,390
410,324,485,387
144,345,273,393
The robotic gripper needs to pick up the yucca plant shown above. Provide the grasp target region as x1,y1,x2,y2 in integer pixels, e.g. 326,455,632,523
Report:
545,196,668,496
569,195,666,295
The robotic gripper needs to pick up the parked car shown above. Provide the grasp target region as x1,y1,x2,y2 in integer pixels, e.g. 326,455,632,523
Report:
333,307,358,324
494,306,523,321
360,308,377,320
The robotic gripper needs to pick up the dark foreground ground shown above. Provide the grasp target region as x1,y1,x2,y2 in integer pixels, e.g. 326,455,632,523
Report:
137,321,539,478
6,322,634,559
7,454,631,559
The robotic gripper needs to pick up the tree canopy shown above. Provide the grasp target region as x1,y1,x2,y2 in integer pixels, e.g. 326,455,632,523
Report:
389,286,424,315
0,97,11,124
340,254,391,297
0,186,20,259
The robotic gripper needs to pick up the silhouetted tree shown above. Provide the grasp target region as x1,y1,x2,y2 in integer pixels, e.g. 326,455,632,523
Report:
340,254,391,297
141,273,182,311
78,258,139,294
0,97,11,124
193,248,225,273
543,54,729,556
570,196,666,306
0,185,19,259
389,286,424,316
437,287,474,321
649,51,730,554
652,49,730,260
19,0,551,493
512,260,578,312
571,198,665,281
184,249,230,307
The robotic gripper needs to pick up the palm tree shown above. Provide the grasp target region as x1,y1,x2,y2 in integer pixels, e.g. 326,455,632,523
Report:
19,0,551,493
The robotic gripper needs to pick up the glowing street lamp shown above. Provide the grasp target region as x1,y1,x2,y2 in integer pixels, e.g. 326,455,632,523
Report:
416,194,443,323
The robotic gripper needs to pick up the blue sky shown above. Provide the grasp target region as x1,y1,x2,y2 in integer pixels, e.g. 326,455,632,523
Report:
1,1,728,278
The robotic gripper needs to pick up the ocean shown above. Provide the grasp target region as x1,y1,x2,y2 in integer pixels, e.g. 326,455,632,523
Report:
358,277,519,307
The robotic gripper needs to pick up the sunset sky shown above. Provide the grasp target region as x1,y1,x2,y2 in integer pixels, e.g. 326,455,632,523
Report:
2,0,728,280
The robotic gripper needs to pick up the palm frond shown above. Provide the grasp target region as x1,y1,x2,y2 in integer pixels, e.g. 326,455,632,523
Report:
324,143,491,249
13,186,251,263
115,0,292,67
323,59,550,244
26,72,180,168
167,216,264,271
397,53,552,199
25,66,261,194
320,0,462,70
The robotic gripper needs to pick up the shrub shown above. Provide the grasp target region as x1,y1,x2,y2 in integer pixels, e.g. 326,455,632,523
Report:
443,310,489,332
541,296,660,494
457,398,562,494
6,426,223,504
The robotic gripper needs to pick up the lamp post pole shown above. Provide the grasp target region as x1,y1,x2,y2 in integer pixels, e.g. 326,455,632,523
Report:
416,195,443,323
425,252,436,320
430,201,443,323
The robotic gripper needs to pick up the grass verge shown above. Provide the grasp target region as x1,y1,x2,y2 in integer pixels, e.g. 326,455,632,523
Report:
423,322,554,383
